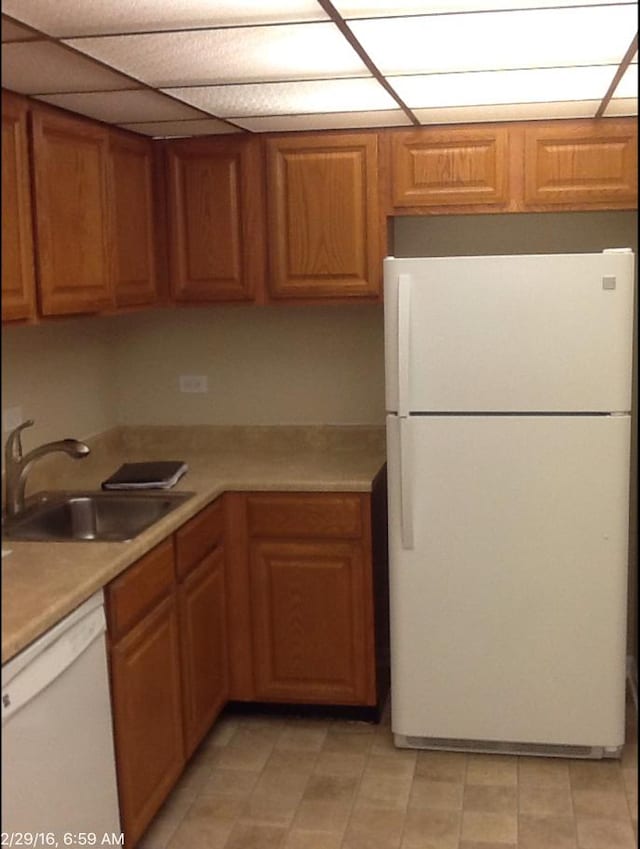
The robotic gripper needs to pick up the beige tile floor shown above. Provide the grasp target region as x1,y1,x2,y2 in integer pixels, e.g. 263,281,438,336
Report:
139,695,638,849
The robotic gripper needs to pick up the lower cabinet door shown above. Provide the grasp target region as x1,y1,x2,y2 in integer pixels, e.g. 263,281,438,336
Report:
178,546,229,756
109,596,185,849
250,539,374,704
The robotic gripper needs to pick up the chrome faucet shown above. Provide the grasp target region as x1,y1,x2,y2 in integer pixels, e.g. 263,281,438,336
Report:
4,420,90,519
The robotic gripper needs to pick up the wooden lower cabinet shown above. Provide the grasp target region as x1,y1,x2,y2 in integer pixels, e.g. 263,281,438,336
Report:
178,545,228,756
109,594,185,849
227,488,388,709
250,538,373,704
107,500,228,847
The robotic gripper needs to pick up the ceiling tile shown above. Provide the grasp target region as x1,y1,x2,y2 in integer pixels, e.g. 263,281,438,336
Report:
349,6,637,75
333,0,627,17
613,62,638,98
34,89,204,123
231,109,412,132
1,16,40,41
413,101,603,125
118,119,242,137
1,41,136,94
390,66,618,109
165,77,398,118
603,97,638,116
1,0,327,37
65,23,368,87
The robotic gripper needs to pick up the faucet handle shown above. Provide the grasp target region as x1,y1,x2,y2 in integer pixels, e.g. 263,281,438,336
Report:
5,419,34,461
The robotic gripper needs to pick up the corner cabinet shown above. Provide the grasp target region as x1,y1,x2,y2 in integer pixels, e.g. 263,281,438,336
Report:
109,129,158,307
30,105,113,315
265,132,381,301
165,135,266,303
2,91,36,322
226,487,389,710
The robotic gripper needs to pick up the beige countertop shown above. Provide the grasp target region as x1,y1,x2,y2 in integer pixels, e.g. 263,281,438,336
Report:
2,425,386,664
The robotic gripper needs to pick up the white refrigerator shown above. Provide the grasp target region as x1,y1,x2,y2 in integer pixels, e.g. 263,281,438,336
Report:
384,249,634,758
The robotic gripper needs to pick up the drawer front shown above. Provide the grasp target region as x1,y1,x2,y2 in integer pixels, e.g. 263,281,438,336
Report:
246,493,363,539
175,498,224,579
106,537,175,640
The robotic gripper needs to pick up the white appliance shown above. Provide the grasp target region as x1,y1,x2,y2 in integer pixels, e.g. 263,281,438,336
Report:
384,249,634,758
2,591,121,837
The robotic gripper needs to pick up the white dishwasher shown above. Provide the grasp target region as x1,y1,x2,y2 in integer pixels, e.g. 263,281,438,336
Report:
2,590,121,840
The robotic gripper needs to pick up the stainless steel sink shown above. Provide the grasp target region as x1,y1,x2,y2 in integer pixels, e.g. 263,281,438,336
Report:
3,490,194,542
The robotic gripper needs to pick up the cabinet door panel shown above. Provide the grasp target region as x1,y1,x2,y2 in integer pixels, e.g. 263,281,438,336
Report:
2,92,36,322
109,596,184,848
109,130,157,307
166,137,264,302
178,546,228,756
250,539,373,704
267,133,380,300
524,120,637,208
391,126,509,209
31,107,112,315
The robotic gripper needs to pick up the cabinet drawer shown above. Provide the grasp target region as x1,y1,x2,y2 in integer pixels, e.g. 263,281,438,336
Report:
106,538,175,640
246,493,362,539
175,498,224,579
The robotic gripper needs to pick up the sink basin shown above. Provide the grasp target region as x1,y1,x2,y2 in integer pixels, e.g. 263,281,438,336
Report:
3,490,194,542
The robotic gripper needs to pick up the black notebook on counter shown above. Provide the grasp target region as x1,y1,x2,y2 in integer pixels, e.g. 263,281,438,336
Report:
101,461,188,490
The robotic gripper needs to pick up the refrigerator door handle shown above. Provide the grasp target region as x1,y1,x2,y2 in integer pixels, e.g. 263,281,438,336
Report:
399,417,414,550
398,274,411,418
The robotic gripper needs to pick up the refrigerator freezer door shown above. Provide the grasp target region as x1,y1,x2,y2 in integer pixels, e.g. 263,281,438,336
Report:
384,252,634,413
387,414,630,749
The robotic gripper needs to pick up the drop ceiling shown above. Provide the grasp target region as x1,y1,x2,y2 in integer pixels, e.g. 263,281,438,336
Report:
1,1,637,137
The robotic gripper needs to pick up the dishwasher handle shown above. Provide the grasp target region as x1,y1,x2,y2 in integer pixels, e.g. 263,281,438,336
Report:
2,606,106,725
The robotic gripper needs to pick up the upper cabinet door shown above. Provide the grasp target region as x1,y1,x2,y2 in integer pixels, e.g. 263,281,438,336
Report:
2,91,36,322
524,119,638,210
31,106,112,315
109,130,158,308
165,136,265,303
390,126,510,210
266,132,380,300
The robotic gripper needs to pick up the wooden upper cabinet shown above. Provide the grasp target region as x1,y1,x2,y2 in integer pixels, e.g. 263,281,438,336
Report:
389,125,510,210
30,106,112,315
523,118,638,209
2,91,36,322
109,129,158,307
266,132,380,300
165,136,265,302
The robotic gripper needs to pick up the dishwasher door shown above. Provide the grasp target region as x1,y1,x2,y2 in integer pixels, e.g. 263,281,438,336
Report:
2,590,121,838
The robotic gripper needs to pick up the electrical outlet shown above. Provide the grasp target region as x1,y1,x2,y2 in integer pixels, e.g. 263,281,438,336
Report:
2,406,24,433
179,375,208,393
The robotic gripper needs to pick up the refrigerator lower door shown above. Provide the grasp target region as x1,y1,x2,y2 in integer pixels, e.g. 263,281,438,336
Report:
387,414,630,756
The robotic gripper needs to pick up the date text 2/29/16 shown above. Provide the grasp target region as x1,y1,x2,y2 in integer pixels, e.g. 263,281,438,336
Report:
1,834,124,847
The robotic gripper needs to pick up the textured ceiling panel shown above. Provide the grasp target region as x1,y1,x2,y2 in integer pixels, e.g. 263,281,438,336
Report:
604,97,639,116
118,118,241,137
0,0,327,36
231,109,411,131
391,66,618,109
65,23,368,88
412,100,603,125
35,89,205,123
613,63,638,98
349,6,636,75
0,40,136,94
165,77,397,117
334,0,627,16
